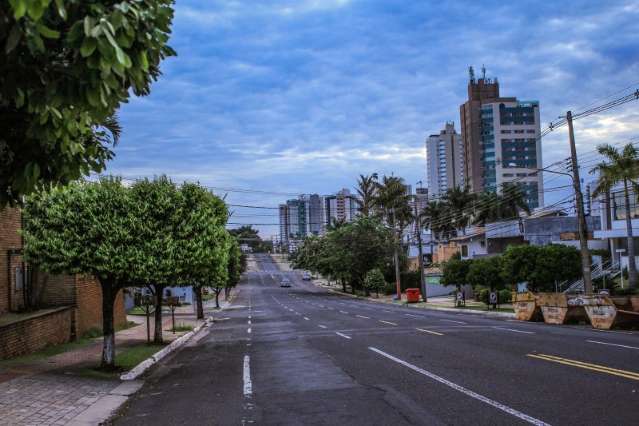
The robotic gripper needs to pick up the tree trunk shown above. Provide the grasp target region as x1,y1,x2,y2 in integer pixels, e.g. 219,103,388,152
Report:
215,287,220,309
100,280,117,369
195,286,204,320
623,179,638,288
153,284,165,344
224,286,230,301
341,279,346,293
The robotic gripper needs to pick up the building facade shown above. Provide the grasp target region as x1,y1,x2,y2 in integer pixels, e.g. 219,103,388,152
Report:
426,122,465,197
459,67,543,208
324,189,360,227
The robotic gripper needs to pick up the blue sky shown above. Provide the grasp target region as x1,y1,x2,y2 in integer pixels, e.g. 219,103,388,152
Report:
107,0,639,238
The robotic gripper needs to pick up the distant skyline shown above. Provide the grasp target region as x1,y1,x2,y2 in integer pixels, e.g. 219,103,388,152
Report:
106,0,639,238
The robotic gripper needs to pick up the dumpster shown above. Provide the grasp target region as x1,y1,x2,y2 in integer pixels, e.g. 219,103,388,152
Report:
581,295,639,329
538,293,589,325
512,292,541,321
406,288,421,303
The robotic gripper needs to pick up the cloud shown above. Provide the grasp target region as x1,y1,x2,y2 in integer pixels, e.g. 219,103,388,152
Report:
108,0,639,236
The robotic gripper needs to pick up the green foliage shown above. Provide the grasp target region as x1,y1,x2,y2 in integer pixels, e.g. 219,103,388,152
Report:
363,268,386,295
467,256,504,290
500,244,581,292
228,225,271,252
441,258,472,288
0,0,176,205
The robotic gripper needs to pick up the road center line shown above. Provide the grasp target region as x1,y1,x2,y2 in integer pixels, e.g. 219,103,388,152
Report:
493,327,535,335
340,310,349,314
441,319,466,325
379,320,398,326
417,328,443,336
304,317,310,321
243,355,252,397
247,327,252,334
318,324,327,329
356,315,370,319
527,353,639,381
335,332,352,340
247,320,251,325
405,314,420,318
369,347,550,426
586,340,639,350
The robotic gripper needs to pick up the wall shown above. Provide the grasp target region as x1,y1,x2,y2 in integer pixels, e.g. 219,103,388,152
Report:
0,207,22,315
0,307,73,359
74,275,126,336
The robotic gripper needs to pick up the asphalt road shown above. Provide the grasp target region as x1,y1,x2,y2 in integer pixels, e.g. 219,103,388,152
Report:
113,254,639,425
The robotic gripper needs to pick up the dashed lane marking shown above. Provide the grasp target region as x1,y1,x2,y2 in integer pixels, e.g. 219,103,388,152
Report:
493,327,534,335
356,315,370,319
441,319,466,325
318,324,328,329
339,310,349,314
379,320,398,326
243,355,252,397
586,340,639,350
370,347,550,426
304,317,310,321
335,332,352,340
417,328,443,336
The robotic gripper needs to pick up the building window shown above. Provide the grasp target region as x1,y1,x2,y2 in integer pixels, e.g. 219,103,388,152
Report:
612,189,639,220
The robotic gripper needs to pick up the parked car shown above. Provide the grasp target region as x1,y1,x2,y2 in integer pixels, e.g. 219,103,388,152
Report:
302,272,311,281
280,277,291,287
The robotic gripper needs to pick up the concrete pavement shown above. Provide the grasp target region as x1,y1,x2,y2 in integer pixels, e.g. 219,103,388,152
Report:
113,254,639,425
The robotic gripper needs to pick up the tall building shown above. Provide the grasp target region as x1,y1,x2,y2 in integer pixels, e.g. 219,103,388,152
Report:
286,198,307,239
324,189,360,227
278,204,289,246
459,67,543,208
308,194,324,235
426,122,465,197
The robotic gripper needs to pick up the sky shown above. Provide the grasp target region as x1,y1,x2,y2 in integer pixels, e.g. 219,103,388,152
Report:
106,0,639,238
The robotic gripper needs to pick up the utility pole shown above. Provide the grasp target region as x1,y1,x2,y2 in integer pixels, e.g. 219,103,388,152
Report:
414,195,427,302
390,208,402,301
566,110,593,294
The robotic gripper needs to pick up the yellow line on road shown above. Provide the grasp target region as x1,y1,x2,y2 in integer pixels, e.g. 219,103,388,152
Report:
416,328,443,336
527,353,639,381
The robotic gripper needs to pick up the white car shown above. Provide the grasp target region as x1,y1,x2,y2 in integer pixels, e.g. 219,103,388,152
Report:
302,272,311,281
280,277,291,287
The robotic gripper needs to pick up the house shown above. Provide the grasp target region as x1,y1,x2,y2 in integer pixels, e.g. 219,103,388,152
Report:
0,208,127,359
594,186,639,270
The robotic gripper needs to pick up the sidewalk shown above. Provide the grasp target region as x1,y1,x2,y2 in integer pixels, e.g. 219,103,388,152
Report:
0,308,206,426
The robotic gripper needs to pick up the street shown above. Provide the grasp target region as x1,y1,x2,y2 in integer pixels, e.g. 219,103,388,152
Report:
113,254,639,425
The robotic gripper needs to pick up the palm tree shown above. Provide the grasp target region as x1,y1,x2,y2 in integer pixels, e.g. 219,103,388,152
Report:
355,173,378,217
591,143,639,289
472,191,501,226
499,183,531,218
443,186,476,234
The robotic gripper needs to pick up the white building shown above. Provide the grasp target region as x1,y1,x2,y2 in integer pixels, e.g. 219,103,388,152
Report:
426,122,465,197
324,189,360,227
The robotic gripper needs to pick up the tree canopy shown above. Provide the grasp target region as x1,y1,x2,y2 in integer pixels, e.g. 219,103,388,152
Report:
0,0,176,205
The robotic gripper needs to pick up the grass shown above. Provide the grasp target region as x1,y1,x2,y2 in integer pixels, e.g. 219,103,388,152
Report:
166,322,193,332
74,343,167,380
0,337,95,367
128,306,154,316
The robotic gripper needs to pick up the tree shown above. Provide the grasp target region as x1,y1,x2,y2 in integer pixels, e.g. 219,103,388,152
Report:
467,256,504,291
535,245,581,291
228,225,270,252
441,258,472,289
591,143,639,289
224,238,243,301
364,268,386,297
0,1,176,205
22,178,143,368
443,186,476,234
420,200,454,246
500,245,542,291
355,173,378,217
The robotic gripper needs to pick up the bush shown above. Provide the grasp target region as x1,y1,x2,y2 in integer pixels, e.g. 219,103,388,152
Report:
364,268,387,295
478,288,511,305
479,288,490,304
384,281,397,295
498,289,512,303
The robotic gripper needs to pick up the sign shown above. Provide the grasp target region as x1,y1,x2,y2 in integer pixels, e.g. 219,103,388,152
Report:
165,296,180,307
489,291,498,305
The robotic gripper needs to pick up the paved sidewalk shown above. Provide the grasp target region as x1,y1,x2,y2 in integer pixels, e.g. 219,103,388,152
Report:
0,309,205,426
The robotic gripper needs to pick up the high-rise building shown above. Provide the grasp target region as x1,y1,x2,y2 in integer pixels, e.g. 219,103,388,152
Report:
308,194,324,235
426,122,465,197
278,204,289,245
286,198,307,239
459,67,543,208
324,189,360,227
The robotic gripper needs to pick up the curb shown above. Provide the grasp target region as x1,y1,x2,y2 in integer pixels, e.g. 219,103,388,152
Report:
67,381,144,426
322,283,515,319
120,316,214,381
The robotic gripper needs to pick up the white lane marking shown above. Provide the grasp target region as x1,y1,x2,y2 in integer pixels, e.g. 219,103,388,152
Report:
339,310,349,314
335,332,352,340
304,317,310,321
356,315,370,319
586,340,639,350
379,320,398,326
243,355,252,397
417,328,443,336
295,312,301,316
383,310,392,313
247,328,252,334
441,319,466,325
492,327,534,335
318,324,328,329
368,347,550,426
248,320,251,325
405,314,421,318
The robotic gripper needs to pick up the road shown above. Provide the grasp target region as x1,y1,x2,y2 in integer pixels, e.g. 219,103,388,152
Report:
113,254,639,425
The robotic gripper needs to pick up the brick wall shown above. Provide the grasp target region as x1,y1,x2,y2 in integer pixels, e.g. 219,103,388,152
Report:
0,307,73,359
0,207,22,315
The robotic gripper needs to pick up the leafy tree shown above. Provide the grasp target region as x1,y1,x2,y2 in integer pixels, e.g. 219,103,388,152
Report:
22,178,143,368
535,244,581,291
355,173,378,217
0,1,176,205
473,184,530,226
420,200,454,245
441,258,472,289
443,186,476,234
364,268,386,297
500,245,542,291
224,238,243,302
467,256,504,291
591,143,639,288
228,225,271,252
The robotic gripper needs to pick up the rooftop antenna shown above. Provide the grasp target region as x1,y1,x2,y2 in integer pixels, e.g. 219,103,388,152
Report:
481,64,486,80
